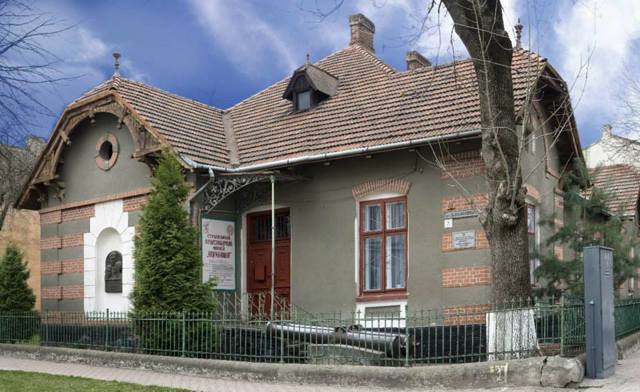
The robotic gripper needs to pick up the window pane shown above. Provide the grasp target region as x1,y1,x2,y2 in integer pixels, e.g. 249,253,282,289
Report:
386,234,406,289
364,204,382,232
386,201,405,229
297,91,311,110
364,237,382,290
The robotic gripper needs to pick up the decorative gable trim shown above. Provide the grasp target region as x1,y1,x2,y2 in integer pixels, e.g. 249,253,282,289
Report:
352,178,411,200
17,87,168,210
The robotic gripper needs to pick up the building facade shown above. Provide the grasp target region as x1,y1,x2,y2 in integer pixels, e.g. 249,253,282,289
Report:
18,14,583,315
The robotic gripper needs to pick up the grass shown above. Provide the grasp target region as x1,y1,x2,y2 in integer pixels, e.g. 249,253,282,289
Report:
0,370,188,391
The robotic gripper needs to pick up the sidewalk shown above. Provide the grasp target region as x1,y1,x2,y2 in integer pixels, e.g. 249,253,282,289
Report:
0,350,639,391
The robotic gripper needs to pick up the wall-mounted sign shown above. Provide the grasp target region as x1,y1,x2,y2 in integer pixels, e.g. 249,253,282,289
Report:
452,230,476,249
444,218,453,229
202,217,236,291
444,209,478,220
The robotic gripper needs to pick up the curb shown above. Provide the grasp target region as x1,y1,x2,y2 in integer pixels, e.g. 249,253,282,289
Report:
617,330,640,359
0,344,583,389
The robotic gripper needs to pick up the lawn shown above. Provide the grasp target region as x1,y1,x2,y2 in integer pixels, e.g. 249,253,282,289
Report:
0,370,188,391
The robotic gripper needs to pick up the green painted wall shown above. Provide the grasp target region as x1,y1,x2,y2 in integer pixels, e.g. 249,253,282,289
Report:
47,113,151,206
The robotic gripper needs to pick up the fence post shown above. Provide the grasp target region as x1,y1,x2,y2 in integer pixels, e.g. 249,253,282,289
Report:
105,309,110,350
43,310,48,346
181,311,186,357
404,304,410,367
560,295,565,357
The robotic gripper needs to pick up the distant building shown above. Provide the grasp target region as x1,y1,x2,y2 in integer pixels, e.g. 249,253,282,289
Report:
0,136,46,310
584,125,640,168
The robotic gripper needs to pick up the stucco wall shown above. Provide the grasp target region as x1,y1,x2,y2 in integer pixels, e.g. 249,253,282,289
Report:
39,113,151,311
196,131,568,314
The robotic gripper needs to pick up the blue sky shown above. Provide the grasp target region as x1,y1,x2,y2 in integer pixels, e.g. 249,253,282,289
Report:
27,0,640,147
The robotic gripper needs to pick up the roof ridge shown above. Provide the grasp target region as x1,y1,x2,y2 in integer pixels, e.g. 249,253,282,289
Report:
349,44,396,75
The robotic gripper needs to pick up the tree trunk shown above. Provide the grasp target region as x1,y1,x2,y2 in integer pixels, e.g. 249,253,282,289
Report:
441,0,530,302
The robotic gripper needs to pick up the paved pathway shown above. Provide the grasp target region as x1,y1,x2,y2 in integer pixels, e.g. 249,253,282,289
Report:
1,350,640,391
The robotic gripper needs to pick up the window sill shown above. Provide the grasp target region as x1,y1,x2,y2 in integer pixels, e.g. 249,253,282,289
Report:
356,292,408,302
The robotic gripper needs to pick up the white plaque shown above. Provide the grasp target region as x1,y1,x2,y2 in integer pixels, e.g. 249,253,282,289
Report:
444,218,453,229
202,218,236,290
452,230,475,249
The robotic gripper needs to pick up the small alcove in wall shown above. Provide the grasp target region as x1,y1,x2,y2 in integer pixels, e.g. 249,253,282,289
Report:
83,200,135,313
95,228,126,312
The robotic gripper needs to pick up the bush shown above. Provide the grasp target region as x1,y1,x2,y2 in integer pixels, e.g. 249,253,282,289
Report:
129,152,217,354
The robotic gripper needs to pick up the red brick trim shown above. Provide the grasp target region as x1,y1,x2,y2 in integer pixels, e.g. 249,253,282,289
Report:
443,304,491,325
61,205,95,222
42,287,61,300
525,184,541,201
42,285,83,300
39,187,152,214
40,233,83,250
442,265,492,288
352,178,411,199
40,210,62,225
442,230,489,252
441,194,488,213
123,194,148,212
440,150,485,179
42,259,83,275
40,237,62,250
41,261,62,275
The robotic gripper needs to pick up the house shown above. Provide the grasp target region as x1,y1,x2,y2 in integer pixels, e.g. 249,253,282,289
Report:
587,164,640,297
18,14,583,316
584,125,640,169
1,136,45,310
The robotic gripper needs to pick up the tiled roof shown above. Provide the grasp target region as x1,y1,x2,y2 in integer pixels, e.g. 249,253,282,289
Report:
71,45,549,169
589,164,640,217
72,78,228,167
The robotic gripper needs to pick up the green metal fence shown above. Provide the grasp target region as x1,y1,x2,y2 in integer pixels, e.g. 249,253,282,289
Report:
2,296,637,364
0,297,580,366
615,298,640,339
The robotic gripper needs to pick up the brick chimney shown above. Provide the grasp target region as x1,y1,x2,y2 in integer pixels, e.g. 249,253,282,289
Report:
602,124,613,138
349,14,375,52
405,51,431,70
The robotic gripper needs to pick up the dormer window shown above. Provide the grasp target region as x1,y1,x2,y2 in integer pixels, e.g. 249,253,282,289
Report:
283,63,338,112
296,90,311,111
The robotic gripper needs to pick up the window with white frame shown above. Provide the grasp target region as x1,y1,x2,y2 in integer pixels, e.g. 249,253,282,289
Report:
360,197,407,295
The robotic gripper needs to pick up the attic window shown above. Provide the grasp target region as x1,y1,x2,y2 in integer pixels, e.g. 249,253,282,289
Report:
283,63,338,113
296,90,311,111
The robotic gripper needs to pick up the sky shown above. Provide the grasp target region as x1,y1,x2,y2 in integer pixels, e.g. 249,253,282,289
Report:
19,0,640,147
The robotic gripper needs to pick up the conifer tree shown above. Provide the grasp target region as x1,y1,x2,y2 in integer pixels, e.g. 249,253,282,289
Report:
130,152,215,314
0,243,35,312
534,166,640,297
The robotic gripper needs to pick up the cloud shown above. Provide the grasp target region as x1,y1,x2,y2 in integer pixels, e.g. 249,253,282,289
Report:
552,0,640,137
188,0,298,77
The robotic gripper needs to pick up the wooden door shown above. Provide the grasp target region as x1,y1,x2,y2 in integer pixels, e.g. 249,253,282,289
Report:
246,209,290,316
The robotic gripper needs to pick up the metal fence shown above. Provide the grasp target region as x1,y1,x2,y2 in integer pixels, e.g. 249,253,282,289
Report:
0,296,638,366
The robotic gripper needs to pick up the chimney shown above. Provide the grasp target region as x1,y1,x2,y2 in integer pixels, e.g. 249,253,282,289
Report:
349,14,375,52
405,51,431,71
602,124,613,138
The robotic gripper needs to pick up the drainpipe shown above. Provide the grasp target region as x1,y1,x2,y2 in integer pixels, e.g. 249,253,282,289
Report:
270,174,276,320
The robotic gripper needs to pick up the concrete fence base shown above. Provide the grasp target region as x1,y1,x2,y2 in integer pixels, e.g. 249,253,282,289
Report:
0,344,585,389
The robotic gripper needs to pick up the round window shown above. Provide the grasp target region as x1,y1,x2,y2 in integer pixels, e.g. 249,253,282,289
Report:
99,140,113,160
95,133,119,170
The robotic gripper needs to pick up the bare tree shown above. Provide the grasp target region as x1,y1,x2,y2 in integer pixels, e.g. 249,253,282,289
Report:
440,0,529,302
0,0,69,229
301,0,588,302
